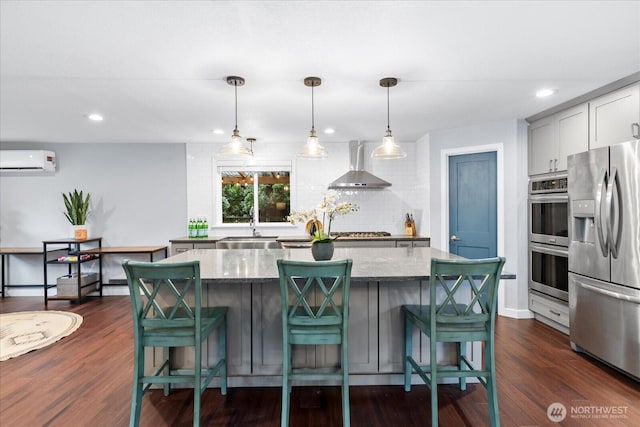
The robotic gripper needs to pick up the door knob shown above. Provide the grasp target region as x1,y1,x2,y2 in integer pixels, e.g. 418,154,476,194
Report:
450,235,461,241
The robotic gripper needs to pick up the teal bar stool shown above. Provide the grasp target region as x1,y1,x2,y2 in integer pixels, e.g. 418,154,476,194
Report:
277,259,353,427
402,257,506,427
122,260,228,427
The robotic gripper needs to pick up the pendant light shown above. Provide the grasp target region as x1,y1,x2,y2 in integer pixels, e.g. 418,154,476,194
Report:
372,77,406,159
219,76,253,157
299,76,328,158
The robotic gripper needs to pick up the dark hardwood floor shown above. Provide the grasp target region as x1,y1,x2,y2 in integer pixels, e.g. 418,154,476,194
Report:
1,296,638,426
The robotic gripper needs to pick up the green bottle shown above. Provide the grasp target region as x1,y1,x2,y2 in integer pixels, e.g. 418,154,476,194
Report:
188,218,196,238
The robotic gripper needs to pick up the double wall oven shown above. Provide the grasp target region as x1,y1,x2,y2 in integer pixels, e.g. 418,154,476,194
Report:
529,174,569,302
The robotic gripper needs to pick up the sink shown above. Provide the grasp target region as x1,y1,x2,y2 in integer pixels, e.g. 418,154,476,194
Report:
216,236,281,249
221,236,279,241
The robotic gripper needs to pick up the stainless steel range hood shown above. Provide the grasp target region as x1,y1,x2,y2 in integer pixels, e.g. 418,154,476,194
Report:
328,141,391,189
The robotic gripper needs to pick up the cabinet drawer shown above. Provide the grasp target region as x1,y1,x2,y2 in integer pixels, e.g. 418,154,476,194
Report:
529,292,569,328
333,240,396,248
194,243,217,250
171,243,193,255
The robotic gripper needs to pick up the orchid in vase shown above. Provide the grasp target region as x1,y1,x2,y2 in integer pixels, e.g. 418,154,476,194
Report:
288,190,359,243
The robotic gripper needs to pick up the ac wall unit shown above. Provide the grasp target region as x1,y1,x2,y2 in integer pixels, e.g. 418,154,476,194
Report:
0,150,56,172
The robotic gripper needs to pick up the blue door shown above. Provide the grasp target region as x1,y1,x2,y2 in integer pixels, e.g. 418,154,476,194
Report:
448,152,497,258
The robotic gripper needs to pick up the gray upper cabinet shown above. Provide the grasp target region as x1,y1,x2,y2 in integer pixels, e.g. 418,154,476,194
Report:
528,103,588,175
528,116,555,175
589,84,640,149
556,104,589,170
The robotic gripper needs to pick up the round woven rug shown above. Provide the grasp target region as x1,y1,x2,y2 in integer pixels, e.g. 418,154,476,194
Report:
0,310,83,361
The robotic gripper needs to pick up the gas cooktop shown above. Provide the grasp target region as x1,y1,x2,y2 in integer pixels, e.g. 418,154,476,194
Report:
330,231,392,238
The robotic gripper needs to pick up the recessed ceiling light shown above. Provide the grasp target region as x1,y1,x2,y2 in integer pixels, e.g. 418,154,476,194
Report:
212,129,224,135
87,113,103,121
536,89,555,98
324,128,335,134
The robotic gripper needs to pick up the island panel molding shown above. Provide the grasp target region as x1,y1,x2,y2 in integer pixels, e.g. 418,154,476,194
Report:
148,247,515,387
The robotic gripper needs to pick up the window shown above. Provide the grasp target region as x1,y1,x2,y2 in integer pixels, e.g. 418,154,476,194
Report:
218,164,291,224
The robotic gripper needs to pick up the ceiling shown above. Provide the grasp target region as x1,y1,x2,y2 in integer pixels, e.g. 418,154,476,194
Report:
1,1,639,147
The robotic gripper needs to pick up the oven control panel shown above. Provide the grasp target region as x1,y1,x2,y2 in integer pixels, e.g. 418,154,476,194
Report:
530,176,568,194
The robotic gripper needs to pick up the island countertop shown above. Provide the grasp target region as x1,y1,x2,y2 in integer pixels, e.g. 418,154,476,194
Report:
161,247,514,282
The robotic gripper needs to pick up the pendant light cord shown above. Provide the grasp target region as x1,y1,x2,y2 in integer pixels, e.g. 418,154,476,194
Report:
311,83,315,131
234,81,239,131
387,84,391,131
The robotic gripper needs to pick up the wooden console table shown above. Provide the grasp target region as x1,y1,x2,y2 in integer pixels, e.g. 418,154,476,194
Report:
2,244,169,299
84,245,168,261
0,247,44,297
87,246,168,287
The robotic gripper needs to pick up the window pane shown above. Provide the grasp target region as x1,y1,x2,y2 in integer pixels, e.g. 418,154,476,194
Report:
258,171,290,223
221,171,254,223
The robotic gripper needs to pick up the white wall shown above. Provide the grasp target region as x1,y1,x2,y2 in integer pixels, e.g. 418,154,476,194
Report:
0,142,186,293
428,119,531,317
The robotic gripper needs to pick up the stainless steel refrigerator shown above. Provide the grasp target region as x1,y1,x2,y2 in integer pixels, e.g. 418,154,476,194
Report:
567,139,640,380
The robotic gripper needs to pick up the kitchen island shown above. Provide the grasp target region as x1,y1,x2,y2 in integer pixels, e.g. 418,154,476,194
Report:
155,247,514,387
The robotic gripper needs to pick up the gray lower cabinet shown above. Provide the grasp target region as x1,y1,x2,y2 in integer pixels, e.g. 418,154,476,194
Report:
205,282,252,376
333,240,396,248
148,281,252,386
171,242,217,255
396,240,430,247
251,281,379,375
150,276,472,386
529,291,569,335
378,280,423,373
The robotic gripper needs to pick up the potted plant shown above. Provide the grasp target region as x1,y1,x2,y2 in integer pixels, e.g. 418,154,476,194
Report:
63,189,91,240
288,190,359,260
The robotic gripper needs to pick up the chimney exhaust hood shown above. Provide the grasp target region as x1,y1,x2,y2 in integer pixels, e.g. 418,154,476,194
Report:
328,141,391,189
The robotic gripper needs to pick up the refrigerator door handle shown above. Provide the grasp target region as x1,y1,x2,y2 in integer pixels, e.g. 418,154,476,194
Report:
578,281,640,304
595,168,609,257
606,167,620,259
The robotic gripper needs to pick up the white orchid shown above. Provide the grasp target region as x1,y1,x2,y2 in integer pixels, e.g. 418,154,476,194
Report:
288,191,359,242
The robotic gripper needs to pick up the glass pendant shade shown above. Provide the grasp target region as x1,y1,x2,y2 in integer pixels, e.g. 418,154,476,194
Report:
299,129,328,158
372,77,406,159
371,128,406,159
220,128,252,156
299,77,328,158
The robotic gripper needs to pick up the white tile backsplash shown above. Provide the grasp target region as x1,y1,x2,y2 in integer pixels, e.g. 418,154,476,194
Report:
187,140,429,236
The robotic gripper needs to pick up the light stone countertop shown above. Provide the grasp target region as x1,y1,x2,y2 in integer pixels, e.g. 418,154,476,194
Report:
160,247,515,283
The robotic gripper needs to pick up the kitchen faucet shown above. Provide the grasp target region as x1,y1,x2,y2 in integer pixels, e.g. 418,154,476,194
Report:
249,207,260,237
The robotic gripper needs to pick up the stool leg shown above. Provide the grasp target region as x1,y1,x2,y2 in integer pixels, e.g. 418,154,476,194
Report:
342,342,350,427
459,341,467,391
404,314,412,392
486,338,500,427
193,340,202,427
163,347,170,396
219,316,227,395
130,344,144,427
281,343,290,427
430,337,438,427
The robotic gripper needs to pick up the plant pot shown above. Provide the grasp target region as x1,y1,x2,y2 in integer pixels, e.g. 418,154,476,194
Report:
73,225,88,240
311,241,334,261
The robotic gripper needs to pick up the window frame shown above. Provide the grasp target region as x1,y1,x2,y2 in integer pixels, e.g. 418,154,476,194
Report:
216,160,292,226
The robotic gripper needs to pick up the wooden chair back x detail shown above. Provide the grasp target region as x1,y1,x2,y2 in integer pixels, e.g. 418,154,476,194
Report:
277,259,353,427
402,256,506,427
123,260,228,427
